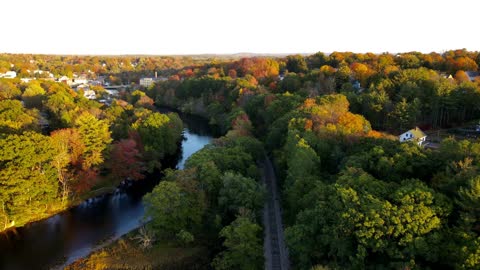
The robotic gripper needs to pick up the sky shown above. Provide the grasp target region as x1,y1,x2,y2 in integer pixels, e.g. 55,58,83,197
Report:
2,0,479,55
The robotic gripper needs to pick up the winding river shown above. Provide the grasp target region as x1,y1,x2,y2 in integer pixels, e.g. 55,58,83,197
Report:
0,110,213,270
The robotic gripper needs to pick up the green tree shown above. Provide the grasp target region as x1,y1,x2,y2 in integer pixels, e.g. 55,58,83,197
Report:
286,54,308,74
335,64,352,87
0,132,58,229
144,181,191,237
458,176,480,213
44,89,76,127
284,132,321,219
457,176,480,232
186,145,258,179
307,52,328,69
143,170,206,239
0,99,38,134
21,82,46,108
0,79,21,100
387,98,420,132
133,112,183,171
286,168,450,269
218,172,265,216
75,112,112,169
212,216,264,270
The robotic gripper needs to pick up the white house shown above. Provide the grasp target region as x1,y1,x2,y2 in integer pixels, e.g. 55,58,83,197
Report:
58,76,72,85
399,127,427,146
72,74,88,85
33,70,53,78
105,89,119,97
20,78,34,83
0,71,17,78
83,90,96,100
75,84,90,91
139,77,154,87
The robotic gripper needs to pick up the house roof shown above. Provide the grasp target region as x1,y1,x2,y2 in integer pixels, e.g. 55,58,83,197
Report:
466,71,480,80
466,71,479,77
409,127,426,139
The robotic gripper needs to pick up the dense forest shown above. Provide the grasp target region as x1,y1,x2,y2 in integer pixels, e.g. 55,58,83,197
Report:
0,77,183,230
1,50,480,269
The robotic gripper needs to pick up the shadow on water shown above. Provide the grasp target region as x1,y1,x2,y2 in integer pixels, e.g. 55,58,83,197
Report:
0,109,214,270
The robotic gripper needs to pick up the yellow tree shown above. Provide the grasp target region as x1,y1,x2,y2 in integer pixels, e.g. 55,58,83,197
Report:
51,128,85,202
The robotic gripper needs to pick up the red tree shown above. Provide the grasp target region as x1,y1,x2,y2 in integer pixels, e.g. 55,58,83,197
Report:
110,139,145,181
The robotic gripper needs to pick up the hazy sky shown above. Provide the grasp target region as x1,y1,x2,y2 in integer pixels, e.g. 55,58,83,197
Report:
2,0,478,55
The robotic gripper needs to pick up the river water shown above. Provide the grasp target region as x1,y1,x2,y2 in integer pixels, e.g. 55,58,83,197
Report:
0,110,213,270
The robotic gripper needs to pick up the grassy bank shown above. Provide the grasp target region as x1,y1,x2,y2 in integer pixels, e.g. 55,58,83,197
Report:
1,175,120,233
65,228,210,270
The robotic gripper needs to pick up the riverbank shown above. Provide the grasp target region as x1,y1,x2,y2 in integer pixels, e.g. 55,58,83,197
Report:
0,146,179,235
1,175,115,233
0,109,214,270
0,106,190,234
65,227,210,270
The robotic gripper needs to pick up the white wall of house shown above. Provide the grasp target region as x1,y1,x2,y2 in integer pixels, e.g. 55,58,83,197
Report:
84,90,96,100
399,131,413,142
105,89,119,96
399,131,426,146
139,78,154,87
73,78,88,84
1,71,17,78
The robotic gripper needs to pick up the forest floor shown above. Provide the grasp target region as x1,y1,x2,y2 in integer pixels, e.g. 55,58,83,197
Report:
262,156,290,270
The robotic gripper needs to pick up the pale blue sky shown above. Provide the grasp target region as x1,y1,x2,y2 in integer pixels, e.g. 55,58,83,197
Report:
2,0,478,55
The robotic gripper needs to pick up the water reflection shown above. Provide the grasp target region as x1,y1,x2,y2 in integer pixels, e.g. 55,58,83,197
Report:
0,111,213,270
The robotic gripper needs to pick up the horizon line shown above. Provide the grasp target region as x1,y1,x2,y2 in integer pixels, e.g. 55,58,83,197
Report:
1,48,477,57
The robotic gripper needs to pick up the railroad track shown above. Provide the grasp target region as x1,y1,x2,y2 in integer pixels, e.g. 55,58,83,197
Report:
262,156,290,270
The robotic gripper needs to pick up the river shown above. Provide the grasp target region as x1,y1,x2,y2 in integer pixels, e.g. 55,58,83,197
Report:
0,110,214,270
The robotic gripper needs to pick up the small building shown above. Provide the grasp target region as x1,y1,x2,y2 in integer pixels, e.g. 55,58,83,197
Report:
0,71,17,78
83,90,96,100
352,80,361,91
58,76,72,85
139,77,154,87
105,89,119,97
33,70,54,78
20,78,34,83
91,76,106,86
466,71,480,82
72,74,88,85
399,127,427,146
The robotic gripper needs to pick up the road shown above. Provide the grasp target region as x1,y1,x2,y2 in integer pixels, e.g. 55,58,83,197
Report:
261,156,290,270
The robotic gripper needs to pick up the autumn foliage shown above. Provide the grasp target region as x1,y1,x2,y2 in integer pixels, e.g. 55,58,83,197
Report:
110,139,145,181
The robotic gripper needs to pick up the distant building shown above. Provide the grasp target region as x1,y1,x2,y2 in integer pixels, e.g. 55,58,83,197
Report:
139,77,154,87
83,90,96,100
466,71,480,82
0,71,17,78
58,76,72,85
399,127,427,146
105,89,119,97
352,80,361,91
72,74,88,85
20,78,34,83
75,84,90,91
33,70,54,78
